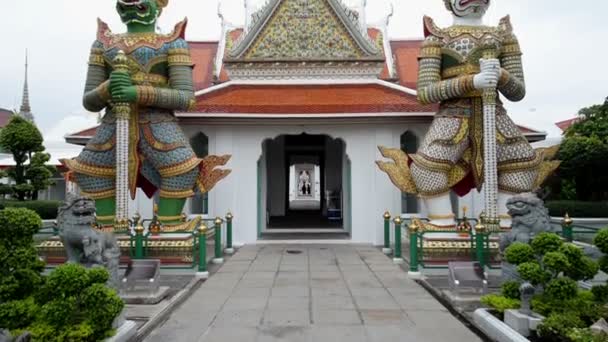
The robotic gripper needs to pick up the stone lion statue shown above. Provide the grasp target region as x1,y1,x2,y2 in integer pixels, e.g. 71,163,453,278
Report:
57,196,120,288
499,193,558,252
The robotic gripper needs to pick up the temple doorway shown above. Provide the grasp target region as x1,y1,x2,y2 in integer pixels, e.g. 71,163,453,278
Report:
259,134,349,233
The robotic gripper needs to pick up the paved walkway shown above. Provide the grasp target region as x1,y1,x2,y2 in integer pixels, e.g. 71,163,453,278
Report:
145,244,481,342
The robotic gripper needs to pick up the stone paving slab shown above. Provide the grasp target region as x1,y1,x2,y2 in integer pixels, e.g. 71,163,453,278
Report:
144,244,481,342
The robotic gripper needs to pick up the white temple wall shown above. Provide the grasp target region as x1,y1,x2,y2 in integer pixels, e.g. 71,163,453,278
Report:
127,117,488,245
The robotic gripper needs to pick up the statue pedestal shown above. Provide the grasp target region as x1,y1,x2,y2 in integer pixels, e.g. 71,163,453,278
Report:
121,286,170,305
504,309,544,337
420,232,500,266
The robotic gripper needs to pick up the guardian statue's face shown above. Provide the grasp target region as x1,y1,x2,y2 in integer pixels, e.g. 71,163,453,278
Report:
116,0,160,25
446,0,490,19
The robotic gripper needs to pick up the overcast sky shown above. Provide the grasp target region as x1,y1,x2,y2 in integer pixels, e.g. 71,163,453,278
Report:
1,0,606,138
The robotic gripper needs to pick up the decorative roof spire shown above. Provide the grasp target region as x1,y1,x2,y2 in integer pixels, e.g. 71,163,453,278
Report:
19,50,35,123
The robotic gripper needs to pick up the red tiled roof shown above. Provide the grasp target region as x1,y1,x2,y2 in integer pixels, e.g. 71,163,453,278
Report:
0,108,14,128
194,84,432,114
391,40,423,89
555,118,579,132
190,41,219,90
69,126,99,137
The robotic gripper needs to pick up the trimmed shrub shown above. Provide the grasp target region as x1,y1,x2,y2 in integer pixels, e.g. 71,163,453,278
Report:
592,284,608,303
543,251,570,275
594,229,608,253
545,278,578,301
0,200,61,220
531,232,563,256
546,201,608,218
0,297,37,330
538,312,586,342
0,208,44,302
501,281,521,300
517,262,550,285
504,242,535,265
480,294,520,316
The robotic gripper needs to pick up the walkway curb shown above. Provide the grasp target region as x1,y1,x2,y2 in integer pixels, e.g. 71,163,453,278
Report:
134,277,203,342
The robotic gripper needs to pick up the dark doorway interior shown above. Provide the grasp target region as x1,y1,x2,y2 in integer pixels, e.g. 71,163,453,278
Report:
266,134,344,229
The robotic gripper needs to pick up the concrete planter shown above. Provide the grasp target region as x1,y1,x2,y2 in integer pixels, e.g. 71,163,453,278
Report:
473,308,530,342
105,320,137,342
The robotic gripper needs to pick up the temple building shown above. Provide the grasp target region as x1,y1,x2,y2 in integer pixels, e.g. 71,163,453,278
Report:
65,0,546,245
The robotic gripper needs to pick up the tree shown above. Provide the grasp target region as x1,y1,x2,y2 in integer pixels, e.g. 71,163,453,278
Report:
0,116,53,201
557,97,608,201
25,152,56,201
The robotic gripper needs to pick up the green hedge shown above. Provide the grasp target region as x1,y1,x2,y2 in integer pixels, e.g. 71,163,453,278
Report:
0,200,62,220
546,201,608,218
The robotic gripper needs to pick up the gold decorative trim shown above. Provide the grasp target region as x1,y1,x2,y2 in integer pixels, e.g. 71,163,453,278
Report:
89,53,105,67
168,48,190,55
142,125,185,151
85,137,115,152
428,213,456,220
136,86,159,106
81,189,116,200
158,157,201,178
197,155,233,194
96,215,116,221
158,214,184,222
98,81,111,101
132,73,168,87
61,159,116,178
159,189,195,199
167,54,193,66
162,216,201,233
376,146,418,194
442,64,480,79
497,153,543,173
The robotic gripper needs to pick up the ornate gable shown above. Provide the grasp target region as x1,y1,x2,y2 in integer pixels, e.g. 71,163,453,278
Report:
225,0,385,80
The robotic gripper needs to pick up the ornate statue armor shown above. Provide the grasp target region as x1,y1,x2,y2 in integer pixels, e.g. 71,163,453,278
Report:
378,0,556,229
62,0,230,230
412,15,539,197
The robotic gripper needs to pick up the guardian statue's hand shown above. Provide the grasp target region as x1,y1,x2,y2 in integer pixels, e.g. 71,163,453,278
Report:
110,71,137,103
473,58,501,90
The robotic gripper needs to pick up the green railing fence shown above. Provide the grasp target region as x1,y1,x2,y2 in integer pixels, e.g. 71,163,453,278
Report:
37,212,235,272
382,211,607,275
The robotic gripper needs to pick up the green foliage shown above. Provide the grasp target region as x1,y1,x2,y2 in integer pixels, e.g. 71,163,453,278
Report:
0,208,44,302
0,200,62,219
0,298,37,330
25,152,56,200
557,98,608,201
545,278,578,301
480,294,520,314
591,285,608,303
501,281,521,300
538,312,586,342
531,232,564,256
39,298,77,327
63,323,95,342
543,251,571,275
567,329,608,342
82,283,124,336
594,229,608,253
37,263,91,301
567,257,599,282
546,201,608,218
0,184,13,197
504,242,535,265
30,265,123,341
599,256,608,276
0,116,54,202
517,262,550,285
0,116,43,159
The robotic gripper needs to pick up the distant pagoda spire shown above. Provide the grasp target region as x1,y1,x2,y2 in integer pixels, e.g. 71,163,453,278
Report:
18,50,35,123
